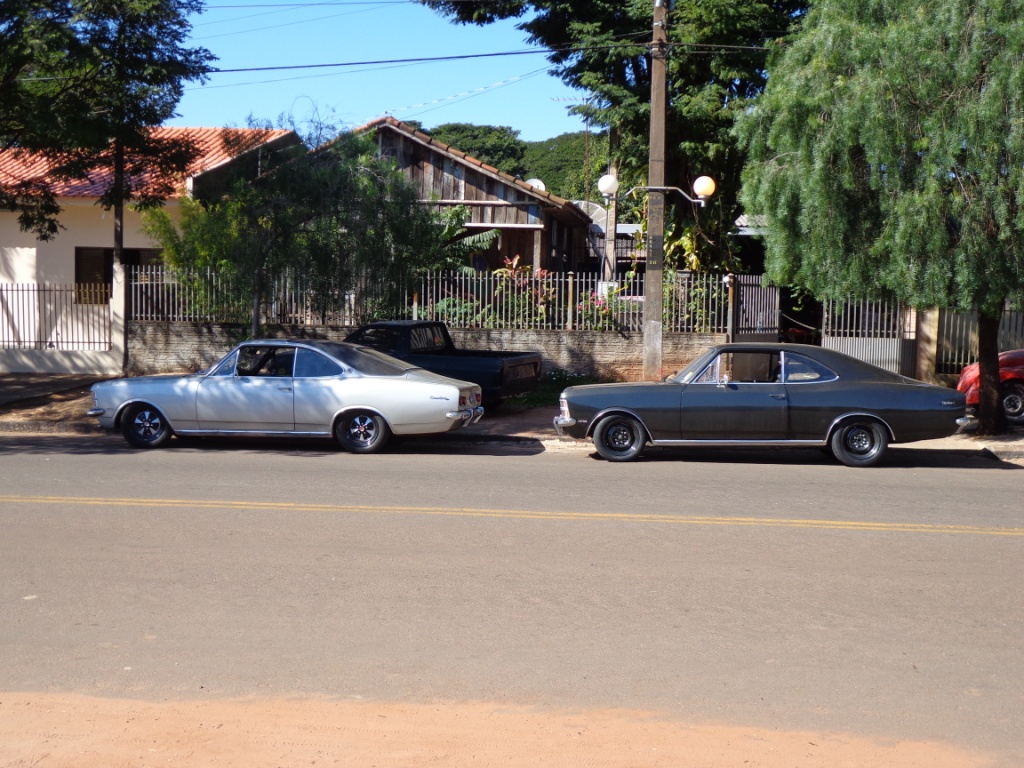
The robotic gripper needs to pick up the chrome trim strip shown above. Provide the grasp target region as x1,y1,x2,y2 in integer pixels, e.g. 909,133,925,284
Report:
175,429,331,437
651,438,827,448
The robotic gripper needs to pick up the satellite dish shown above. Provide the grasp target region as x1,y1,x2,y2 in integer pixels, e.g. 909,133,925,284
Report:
525,178,546,191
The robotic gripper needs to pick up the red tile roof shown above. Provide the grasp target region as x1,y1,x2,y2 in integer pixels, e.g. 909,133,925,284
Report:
0,126,297,199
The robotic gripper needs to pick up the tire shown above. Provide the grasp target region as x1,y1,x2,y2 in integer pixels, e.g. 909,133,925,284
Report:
335,410,391,454
121,402,172,448
829,419,889,467
593,414,647,462
1000,381,1024,425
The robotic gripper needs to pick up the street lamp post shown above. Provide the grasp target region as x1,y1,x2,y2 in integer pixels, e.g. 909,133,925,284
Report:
598,172,620,283
598,0,717,380
595,169,717,377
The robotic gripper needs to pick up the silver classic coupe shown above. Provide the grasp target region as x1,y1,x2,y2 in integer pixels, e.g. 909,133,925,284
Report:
555,343,968,467
88,339,484,452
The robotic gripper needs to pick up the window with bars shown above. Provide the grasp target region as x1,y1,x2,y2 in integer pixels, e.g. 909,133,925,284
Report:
74,247,162,303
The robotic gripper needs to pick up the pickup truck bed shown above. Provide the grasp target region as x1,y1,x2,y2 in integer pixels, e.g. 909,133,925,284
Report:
345,321,542,406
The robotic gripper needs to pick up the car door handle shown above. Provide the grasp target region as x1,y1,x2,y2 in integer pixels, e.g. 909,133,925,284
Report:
770,393,787,400
277,387,292,392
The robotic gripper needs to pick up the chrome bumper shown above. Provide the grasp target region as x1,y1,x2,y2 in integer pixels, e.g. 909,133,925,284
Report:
956,415,978,433
447,406,485,425
553,416,577,437
86,407,106,418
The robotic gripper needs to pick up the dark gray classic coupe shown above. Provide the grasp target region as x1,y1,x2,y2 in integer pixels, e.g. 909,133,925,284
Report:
554,343,968,466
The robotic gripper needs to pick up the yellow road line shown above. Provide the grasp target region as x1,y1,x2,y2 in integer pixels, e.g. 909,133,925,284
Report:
1,495,1022,536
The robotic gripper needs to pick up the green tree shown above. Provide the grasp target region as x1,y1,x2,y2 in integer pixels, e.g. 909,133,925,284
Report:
422,0,804,270
1,0,213,240
426,122,528,178
736,0,1024,434
143,132,466,336
523,130,608,201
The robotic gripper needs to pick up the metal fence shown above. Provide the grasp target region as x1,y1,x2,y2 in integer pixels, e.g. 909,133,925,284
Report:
732,273,780,340
822,297,917,375
936,307,1024,375
0,283,112,350
127,266,732,333
129,265,402,326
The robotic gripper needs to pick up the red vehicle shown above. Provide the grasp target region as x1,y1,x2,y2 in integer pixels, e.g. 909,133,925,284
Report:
957,349,1024,425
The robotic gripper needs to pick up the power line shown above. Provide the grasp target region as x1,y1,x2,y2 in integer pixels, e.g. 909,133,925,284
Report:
209,41,766,76
213,48,545,73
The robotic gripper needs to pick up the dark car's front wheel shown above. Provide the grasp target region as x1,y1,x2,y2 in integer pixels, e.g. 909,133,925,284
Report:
593,414,647,462
830,419,889,467
335,410,391,454
1001,381,1024,425
121,403,172,448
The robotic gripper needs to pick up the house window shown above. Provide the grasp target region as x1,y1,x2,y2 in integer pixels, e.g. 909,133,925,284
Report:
74,247,162,303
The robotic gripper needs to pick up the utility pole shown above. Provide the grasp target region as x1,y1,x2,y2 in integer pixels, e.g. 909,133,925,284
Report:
643,0,668,380
602,153,618,282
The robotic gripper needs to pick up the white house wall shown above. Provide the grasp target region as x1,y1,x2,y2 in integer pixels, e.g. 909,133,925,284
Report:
0,198,175,284
1,199,178,374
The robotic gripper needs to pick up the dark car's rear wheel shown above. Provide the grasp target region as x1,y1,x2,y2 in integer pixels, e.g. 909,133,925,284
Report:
830,419,889,467
121,403,172,448
335,410,391,454
1001,381,1024,425
593,414,647,462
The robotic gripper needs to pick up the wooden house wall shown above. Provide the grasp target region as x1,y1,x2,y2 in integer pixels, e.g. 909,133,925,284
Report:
376,128,587,271
379,131,542,229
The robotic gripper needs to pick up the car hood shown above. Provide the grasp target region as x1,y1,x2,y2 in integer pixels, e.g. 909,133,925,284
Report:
563,382,667,399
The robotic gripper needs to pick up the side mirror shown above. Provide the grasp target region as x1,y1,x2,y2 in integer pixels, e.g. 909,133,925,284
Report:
717,373,731,388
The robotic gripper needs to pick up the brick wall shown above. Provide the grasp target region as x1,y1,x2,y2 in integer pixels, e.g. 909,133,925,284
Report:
127,322,725,380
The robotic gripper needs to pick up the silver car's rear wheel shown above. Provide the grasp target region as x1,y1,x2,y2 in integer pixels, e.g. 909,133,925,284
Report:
593,414,647,462
335,410,391,454
121,403,172,448
830,419,888,467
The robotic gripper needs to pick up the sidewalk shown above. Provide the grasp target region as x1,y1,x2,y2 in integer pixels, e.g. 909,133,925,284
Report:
1,372,1022,459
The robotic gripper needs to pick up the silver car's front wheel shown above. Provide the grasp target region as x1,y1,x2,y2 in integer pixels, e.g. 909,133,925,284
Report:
335,410,391,454
121,403,172,448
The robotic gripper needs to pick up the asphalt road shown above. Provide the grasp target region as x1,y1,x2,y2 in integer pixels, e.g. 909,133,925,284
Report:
1,433,1022,764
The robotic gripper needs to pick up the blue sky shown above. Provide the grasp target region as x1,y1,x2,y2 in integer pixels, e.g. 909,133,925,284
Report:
167,0,591,142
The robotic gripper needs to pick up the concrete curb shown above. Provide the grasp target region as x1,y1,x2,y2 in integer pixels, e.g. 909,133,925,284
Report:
1,419,1020,460
0,420,105,434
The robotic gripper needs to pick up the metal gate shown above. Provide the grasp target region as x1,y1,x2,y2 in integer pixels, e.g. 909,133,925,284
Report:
731,274,780,342
822,298,917,375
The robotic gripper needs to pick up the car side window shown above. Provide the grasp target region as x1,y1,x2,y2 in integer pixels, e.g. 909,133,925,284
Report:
294,348,344,378
783,353,838,383
353,328,400,354
693,351,780,384
209,350,238,377
408,327,447,353
236,346,294,377
692,355,722,383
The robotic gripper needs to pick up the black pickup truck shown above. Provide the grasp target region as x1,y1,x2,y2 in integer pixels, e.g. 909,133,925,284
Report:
344,320,542,407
